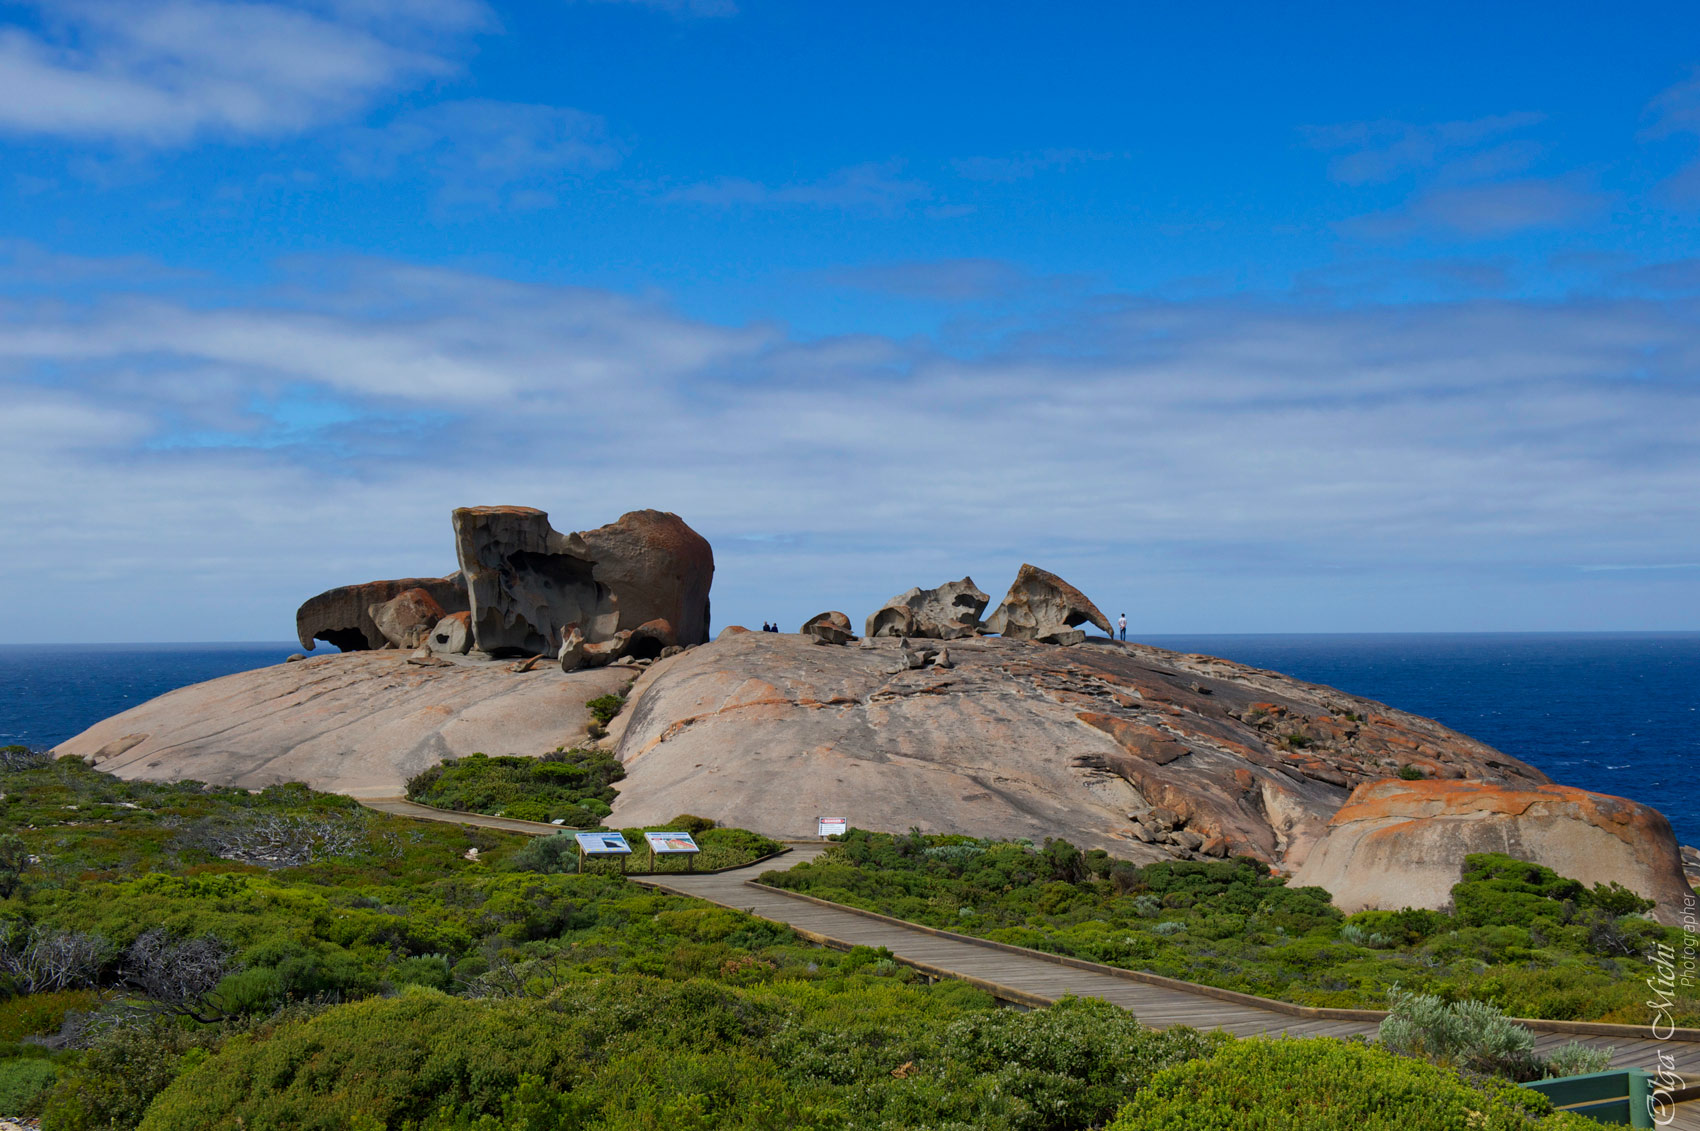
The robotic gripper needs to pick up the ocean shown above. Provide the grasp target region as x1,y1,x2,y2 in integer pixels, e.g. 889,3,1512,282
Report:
3,633,1697,845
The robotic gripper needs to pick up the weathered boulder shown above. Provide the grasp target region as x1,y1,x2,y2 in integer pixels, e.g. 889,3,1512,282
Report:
581,630,633,668
296,575,467,652
556,625,585,671
608,633,1554,862
427,611,473,655
451,507,713,657
802,611,855,645
1294,779,1695,925
55,652,631,797
368,588,447,649
982,564,1111,640
865,578,990,639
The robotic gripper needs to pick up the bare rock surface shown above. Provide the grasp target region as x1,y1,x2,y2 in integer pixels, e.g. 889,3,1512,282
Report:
982,563,1111,639
865,578,990,639
54,652,630,798
607,633,1557,868
297,575,467,652
1294,779,1695,924
452,507,713,657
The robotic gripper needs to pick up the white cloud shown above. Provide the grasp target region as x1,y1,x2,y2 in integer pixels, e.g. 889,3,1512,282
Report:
347,99,620,208
1306,113,1546,185
1,257,1697,639
665,162,930,213
1343,177,1607,240
0,0,486,144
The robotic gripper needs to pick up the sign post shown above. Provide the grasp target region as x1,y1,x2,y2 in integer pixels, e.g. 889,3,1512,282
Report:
816,817,847,839
574,831,633,874
644,830,702,874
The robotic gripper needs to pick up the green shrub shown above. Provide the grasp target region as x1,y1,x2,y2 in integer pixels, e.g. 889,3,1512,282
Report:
586,694,626,726
1378,988,1541,1080
0,1055,56,1114
1107,1036,1596,1130
1398,764,1426,780
38,1017,222,1130
0,990,98,1042
670,814,718,835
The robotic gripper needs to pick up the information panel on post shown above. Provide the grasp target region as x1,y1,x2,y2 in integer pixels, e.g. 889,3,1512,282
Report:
644,831,700,855
575,832,632,855
817,817,847,838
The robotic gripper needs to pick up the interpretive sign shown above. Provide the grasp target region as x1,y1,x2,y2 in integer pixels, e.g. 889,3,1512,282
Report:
576,832,632,854
575,830,633,874
645,831,700,854
817,817,847,838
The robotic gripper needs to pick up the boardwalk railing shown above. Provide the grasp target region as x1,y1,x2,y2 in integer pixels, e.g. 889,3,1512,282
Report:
1524,1069,1652,1127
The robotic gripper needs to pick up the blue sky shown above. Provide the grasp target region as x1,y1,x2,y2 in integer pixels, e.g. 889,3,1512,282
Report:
2,0,1699,641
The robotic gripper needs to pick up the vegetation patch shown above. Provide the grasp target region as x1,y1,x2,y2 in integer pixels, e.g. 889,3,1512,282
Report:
0,751,1641,1128
1107,1036,1594,1130
405,748,625,826
760,829,1697,1024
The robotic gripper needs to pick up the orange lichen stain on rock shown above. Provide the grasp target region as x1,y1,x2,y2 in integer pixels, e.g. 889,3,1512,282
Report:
1328,778,1668,850
1076,712,1190,765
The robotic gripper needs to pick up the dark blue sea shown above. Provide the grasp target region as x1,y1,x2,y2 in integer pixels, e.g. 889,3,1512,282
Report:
2,634,1697,844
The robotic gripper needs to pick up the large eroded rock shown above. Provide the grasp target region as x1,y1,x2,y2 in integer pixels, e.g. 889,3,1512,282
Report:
453,507,713,657
297,575,467,652
982,564,1111,640
864,578,990,639
1293,779,1695,924
54,652,631,797
608,632,1552,863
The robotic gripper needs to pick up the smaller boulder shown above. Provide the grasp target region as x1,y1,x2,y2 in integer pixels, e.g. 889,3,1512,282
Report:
933,648,954,670
716,626,751,640
369,588,447,649
1037,628,1086,647
557,625,585,672
582,630,633,668
628,618,677,659
803,612,856,646
428,611,474,655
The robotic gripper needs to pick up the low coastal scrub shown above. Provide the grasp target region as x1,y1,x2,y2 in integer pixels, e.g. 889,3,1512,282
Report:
760,829,1698,1024
1107,1037,1593,1130
0,752,1624,1128
405,748,625,826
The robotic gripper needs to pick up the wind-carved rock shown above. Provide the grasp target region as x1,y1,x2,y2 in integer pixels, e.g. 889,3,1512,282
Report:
297,576,468,652
451,507,713,658
982,564,1110,642
1294,779,1695,925
802,611,855,645
864,578,990,639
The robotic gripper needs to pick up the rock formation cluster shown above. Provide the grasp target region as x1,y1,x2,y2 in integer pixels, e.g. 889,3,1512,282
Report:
857,565,1110,647
296,507,713,667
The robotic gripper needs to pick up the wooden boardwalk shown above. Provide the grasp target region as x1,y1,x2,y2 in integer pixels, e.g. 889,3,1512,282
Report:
638,845,1700,1129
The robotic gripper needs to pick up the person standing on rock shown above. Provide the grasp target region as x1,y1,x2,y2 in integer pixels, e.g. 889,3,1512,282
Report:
1117,613,1127,642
